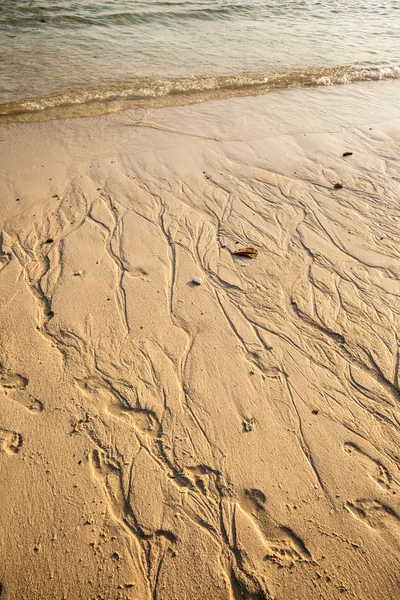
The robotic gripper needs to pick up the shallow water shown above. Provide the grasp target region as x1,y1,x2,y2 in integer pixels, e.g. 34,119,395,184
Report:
1,0,399,120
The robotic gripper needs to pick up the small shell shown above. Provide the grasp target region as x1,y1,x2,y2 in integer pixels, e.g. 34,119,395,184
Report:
192,277,202,285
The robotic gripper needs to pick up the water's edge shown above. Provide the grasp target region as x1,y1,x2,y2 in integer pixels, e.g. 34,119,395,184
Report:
1,64,399,124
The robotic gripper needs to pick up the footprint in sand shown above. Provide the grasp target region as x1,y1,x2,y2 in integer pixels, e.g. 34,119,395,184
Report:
239,489,312,568
0,371,28,391
0,252,11,273
25,396,44,413
0,233,11,273
0,369,44,412
346,499,400,548
344,441,392,490
0,428,22,455
75,377,159,438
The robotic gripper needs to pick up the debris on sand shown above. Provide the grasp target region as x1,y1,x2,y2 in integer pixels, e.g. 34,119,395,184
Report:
242,418,255,433
232,247,258,259
343,152,353,157
334,183,343,190
192,277,202,285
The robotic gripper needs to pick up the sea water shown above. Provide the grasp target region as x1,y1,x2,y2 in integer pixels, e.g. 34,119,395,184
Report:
0,0,399,120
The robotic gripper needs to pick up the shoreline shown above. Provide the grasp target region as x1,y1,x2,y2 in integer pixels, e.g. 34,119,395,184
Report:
1,81,400,599
1,68,400,124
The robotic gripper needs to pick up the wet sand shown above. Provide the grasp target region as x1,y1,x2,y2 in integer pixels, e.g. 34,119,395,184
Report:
0,81,400,600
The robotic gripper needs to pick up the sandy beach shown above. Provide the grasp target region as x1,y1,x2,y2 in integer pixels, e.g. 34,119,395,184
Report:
1,80,400,599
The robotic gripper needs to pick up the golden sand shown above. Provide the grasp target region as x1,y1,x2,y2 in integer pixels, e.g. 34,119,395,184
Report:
0,81,400,599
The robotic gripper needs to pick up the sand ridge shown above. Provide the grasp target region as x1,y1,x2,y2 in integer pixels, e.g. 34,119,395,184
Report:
0,82,400,599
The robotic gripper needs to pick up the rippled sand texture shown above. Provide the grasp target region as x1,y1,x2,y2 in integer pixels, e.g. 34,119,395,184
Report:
0,82,400,599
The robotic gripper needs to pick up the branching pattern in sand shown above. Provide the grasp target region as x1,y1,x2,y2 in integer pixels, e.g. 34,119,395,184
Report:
1,100,400,599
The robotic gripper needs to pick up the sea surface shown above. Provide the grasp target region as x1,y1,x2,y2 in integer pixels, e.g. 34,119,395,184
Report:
1,0,399,120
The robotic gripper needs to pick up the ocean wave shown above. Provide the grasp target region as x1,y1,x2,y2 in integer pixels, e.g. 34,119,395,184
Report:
1,64,399,123
1,3,256,28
